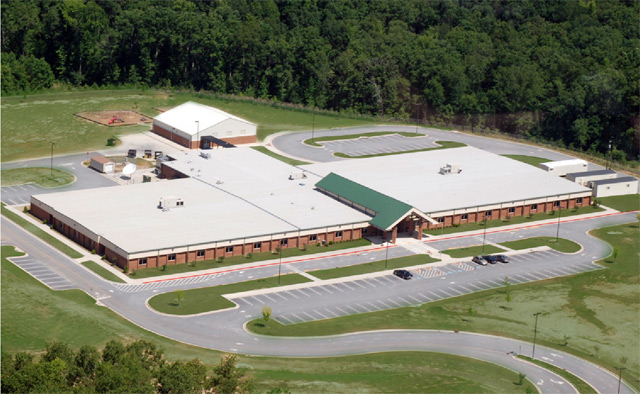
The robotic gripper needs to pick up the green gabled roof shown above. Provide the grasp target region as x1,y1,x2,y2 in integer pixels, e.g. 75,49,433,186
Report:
315,172,413,230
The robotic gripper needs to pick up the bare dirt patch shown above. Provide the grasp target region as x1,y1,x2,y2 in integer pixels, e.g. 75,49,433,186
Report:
76,110,153,127
154,106,174,113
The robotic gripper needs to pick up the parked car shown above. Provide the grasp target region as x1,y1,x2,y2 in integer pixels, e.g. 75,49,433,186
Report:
496,255,510,263
482,255,499,264
393,269,413,280
472,256,487,266
144,149,152,158
127,149,137,158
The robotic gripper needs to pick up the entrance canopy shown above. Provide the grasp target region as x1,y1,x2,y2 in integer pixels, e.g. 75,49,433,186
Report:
315,173,435,231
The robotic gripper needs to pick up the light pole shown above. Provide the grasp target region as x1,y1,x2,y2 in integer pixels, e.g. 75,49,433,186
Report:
384,239,389,270
49,142,55,178
556,197,562,242
481,217,488,253
278,245,282,285
311,113,315,143
195,120,200,149
532,312,542,360
615,367,626,394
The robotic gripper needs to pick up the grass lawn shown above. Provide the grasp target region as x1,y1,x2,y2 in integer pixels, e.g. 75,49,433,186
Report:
424,205,605,236
500,237,581,253
442,245,505,258
312,254,440,280
80,260,126,283
303,131,422,147
0,249,537,394
131,239,371,279
249,221,640,389
251,146,310,166
148,274,310,315
516,355,596,394
1,203,83,258
598,194,640,212
1,89,373,162
502,154,552,167
1,167,75,188
334,140,466,158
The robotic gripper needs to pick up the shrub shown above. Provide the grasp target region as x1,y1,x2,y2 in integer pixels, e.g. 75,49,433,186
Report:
161,264,167,271
123,266,129,274
299,243,307,251
23,206,29,213
245,253,252,259
216,256,225,263
91,249,96,254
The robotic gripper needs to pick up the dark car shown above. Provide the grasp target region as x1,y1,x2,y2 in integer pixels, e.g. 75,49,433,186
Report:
496,255,510,263
482,255,499,264
472,256,487,266
393,269,413,280
127,149,137,158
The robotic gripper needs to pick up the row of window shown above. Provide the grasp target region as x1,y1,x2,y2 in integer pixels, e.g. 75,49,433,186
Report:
137,232,345,264
434,199,582,224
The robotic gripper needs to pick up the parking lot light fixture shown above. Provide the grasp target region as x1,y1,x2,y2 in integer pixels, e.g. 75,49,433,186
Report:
50,141,55,178
556,197,562,242
615,367,626,394
195,120,200,149
384,240,389,270
481,217,488,253
532,312,542,359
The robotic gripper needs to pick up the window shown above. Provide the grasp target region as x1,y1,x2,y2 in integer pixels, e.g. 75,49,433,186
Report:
280,239,288,246
531,204,538,211
226,246,233,253
139,257,147,265
254,242,262,249
177,201,184,206
576,197,583,205
197,250,205,258
461,213,468,220
553,201,560,208
309,234,317,241
336,231,343,238
485,211,492,217
437,217,445,223
168,254,176,261
508,207,515,214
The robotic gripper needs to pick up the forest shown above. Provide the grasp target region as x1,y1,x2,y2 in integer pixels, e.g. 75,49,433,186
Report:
1,0,638,161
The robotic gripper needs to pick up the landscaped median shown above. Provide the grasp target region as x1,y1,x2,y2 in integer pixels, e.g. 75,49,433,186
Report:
440,237,581,258
1,167,75,188
311,254,439,280
81,261,126,283
147,274,310,315
303,131,424,147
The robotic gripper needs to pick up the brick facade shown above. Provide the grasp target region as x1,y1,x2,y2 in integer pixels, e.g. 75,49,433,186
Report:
152,124,256,149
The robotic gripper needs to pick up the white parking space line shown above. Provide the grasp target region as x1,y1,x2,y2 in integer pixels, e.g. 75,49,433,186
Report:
277,315,295,324
406,295,422,304
289,312,304,323
377,276,396,284
448,287,465,295
285,290,300,299
438,289,456,297
376,300,394,309
343,304,360,314
262,293,278,303
314,310,329,320
335,305,349,315
387,298,404,308
248,296,264,305
340,282,356,291
328,284,345,293
316,286,332,295
457,285,473,293
362,279,379,288
351,281,367,289
323,308,339,318
294,289,312,298
356,303,372,312
273,292,288,301
306,287,323,296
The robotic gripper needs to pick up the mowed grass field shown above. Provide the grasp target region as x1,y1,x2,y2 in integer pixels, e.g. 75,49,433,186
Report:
1,245,536,393
1,167,75,187
250,221,640,389
1,89,373,162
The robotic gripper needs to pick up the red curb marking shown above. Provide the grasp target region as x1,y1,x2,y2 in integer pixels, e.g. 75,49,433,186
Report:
142,244,397,284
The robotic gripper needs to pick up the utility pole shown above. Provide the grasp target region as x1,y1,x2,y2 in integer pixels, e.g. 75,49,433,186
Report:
532,312,542,360
556,197,562,242
311,113,315,143
384,239,389,270
615,367,626,394
50,142,55,178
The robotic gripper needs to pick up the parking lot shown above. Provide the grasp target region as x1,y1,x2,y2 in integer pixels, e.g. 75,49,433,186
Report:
320,134,438,157
228,249,601,325
1,184,41,205
8,254,77,290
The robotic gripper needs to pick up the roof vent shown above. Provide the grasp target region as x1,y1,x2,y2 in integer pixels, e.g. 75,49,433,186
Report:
289,171,307,180
159,196,184,210
439,163,462,175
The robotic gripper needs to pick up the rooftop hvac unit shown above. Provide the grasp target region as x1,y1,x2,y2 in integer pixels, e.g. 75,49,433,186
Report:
200,151,211,159
159,196,184,210
289,171,307,180
439,163,462,175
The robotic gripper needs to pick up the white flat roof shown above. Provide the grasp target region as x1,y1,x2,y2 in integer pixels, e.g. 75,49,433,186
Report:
154,101,255,135
540,159,587,169
165,148,371,230
34,148,370,254
301,147,591,214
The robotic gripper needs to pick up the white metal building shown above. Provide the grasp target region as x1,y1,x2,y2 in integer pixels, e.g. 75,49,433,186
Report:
90,155,114,174
591,177,639,198
566,169,617,186
539,159,588,176
152,101,257,148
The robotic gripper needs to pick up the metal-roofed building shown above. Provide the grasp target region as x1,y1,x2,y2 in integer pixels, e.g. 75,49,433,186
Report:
152,101,256,149
566,169,617,186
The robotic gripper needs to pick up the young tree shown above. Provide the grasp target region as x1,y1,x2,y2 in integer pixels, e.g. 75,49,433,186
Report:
262,306,273,322
210,354,252,394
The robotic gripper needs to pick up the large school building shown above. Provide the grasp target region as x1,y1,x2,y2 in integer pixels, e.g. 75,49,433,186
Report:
30,146,591,271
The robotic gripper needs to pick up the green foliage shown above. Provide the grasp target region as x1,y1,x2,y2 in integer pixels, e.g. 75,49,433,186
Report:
262,306,273,322
1,1,637,160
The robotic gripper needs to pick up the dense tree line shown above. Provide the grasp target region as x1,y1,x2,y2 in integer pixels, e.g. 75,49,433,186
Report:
1,0,638,160
1,340,255,393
